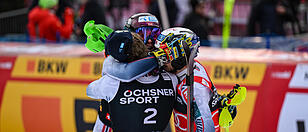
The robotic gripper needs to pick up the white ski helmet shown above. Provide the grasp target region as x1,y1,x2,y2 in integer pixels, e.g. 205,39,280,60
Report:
155,27,200,59
155,27,200,52
154,27,200,71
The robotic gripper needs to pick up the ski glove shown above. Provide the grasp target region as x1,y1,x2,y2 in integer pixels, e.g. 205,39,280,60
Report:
219,84,246,128
149,43,171,68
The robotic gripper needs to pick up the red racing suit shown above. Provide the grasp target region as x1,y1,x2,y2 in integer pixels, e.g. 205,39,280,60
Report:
27,7,74,42
173,61,220,132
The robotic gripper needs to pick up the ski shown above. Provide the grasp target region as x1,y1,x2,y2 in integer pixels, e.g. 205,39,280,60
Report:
184,41,200,132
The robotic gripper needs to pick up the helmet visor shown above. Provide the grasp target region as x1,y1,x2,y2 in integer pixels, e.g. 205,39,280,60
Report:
135,27,161,44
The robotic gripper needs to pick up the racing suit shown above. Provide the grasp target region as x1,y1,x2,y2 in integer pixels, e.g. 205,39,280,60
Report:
97,56,220,132
87,58,178,132
28,7,73,42
173,61,220,132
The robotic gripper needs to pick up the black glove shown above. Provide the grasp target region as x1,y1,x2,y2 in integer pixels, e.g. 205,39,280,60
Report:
227,84,241,99
227,105,237,120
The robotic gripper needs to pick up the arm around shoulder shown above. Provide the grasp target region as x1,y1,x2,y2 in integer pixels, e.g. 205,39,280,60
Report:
86,75,120,101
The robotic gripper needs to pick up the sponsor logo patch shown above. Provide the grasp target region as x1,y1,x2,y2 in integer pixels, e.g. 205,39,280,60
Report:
138,16,158,23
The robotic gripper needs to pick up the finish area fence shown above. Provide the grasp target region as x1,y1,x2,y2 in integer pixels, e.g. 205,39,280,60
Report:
0,8,28,35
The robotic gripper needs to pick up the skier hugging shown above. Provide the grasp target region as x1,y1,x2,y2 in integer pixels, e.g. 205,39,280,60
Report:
85,13,246,132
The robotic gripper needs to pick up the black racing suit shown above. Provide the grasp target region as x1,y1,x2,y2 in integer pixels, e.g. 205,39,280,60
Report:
87,71,178,132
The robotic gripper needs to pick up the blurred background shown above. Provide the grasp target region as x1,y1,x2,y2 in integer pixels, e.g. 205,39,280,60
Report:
0,0,308,132
0,0,308,49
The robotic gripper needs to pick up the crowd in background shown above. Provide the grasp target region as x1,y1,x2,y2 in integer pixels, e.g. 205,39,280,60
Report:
0,0,308,46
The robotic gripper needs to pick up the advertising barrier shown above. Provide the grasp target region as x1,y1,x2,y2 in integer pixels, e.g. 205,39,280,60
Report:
0,55,103,132
0,43,308,132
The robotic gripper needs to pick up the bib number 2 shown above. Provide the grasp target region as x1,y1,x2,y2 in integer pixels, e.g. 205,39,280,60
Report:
144,108,157,124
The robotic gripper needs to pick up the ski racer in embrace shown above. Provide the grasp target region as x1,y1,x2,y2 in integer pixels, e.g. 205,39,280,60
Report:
154,27,241,132
154,27,219,132
84,12,162,81
87,30,178,132
86,13,179,132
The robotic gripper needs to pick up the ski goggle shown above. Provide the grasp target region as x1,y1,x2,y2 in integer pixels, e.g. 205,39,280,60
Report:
135,27,161,44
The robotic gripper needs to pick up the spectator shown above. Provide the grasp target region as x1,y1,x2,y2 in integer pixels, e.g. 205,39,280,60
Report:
279,0,302,34
28,0,73,21
183,0,211,46
107,0,130,29
148,0,179,28
27,0,74,42
174,0,191,26
247,0,299,36
75,0,107,42
56,0,74,24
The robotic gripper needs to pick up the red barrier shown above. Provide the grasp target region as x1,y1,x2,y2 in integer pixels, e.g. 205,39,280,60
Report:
0,56,16,109
0,42,307,132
